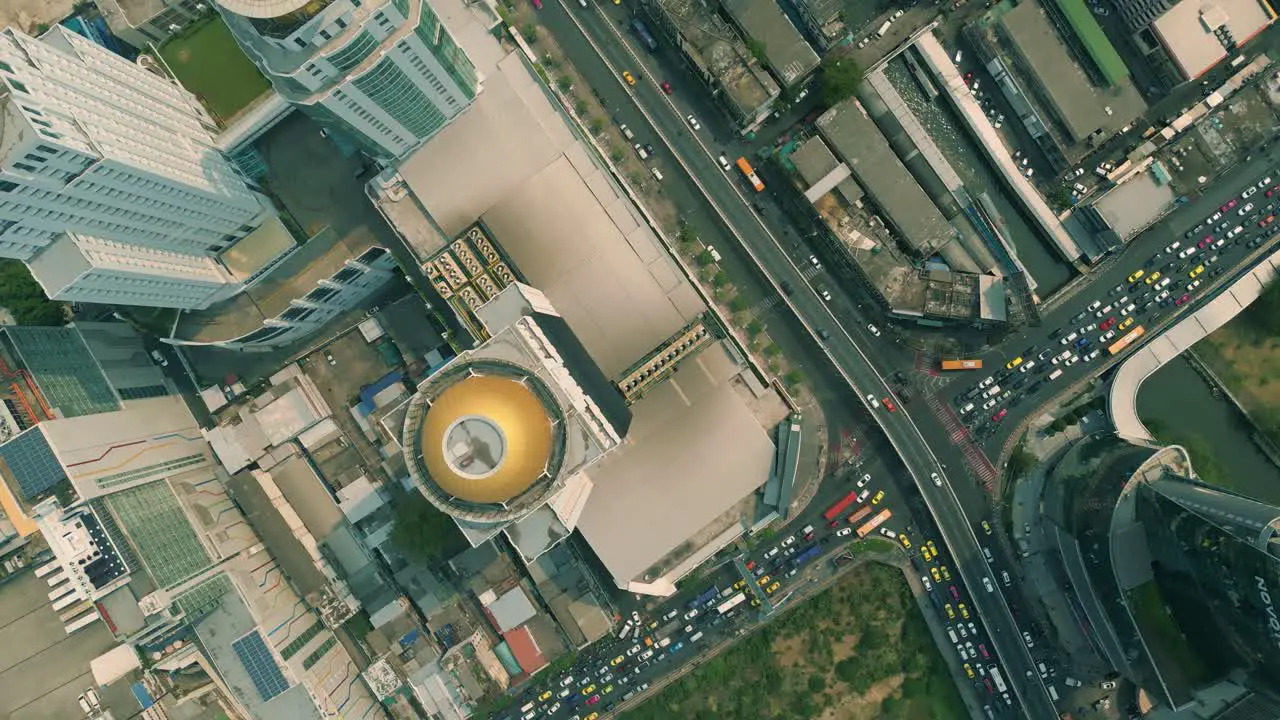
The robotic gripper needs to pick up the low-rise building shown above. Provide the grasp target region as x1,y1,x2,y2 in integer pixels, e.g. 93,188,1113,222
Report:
720,0,820,88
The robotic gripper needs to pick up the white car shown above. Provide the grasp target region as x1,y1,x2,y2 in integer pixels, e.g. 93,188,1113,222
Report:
1064,355,1080,366
867,323,881,336
1019,360,1036,373
781,535,797,547
857,473,873,487
1261,176,1274,188
684,608,699,620
764,547,779,559
1119,303,1136,316
982,577,994,592
1155,290,1171,303
1060,332,1079,345
1085,349,1102,361
1086,300,1102,311
1095,304,1113,318
1164,241,1181,254
1178,246,1197,259
1052,350,1072,364
978,376,995,388
837,527,853,537
1023,631,1034,647
982,398,998,410
802,524,815,535
1156,277,1172,289
627,644,642,656
1214,237,1227,248
879,527,897,539
686,114,701,131
561,676,576,687
1243,186,1258,198
1099,330,1116,343
921,575,932,590
866,393,879,407
717,154,731,171
1186,279,1202,292
855,489,871,503
1239,202,1255,215
930,472,942,487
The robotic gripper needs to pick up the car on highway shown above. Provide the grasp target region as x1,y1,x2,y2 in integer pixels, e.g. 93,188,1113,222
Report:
1098,316,1117,330
1023,631,1034,647
1126,269,1144,282
660,81,673,94
944,603,956,619
622,71,636,85
1145,271,1161,284
1189,265,1205,278
867,323,881,337
921,574,932,590
940,565,951,581
1018,360,1036,373
978,375,995,388
1060,332,1078,345
836,527,852,537
1087,299,1101,311
856,489,871,503
1005,356,1022,369
980,520,992,535
930,472,942,486
686,114,701,131
1094,303,1113,318
766,582,780,593
1186,279,1202,293
982,398,998,410
958,603,970,619
871,490,886,505
540,690,553,701
1178,246,1198,259
1163,241,1181,254
857,473,873,487
882,397,896,412
982,577,995,592
931,567,942,582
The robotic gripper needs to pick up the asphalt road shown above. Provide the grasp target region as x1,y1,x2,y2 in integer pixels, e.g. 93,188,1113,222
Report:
534,1,1055,716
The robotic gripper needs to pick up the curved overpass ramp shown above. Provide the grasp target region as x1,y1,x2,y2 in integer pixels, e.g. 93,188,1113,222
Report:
1109,249,1280,441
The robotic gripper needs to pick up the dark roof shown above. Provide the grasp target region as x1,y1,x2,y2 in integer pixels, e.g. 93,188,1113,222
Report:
532,312,632,438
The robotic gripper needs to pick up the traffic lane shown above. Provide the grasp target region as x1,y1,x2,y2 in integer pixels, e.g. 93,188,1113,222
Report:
541,5,1048,713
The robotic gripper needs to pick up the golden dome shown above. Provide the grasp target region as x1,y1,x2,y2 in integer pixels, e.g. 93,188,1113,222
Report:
417,374,553,504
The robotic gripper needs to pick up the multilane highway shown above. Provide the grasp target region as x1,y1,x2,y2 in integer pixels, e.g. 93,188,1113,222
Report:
532,1,1057,715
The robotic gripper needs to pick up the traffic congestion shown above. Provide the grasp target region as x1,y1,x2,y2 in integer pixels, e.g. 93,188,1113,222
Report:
952,171,1280,443
505,471,1021,720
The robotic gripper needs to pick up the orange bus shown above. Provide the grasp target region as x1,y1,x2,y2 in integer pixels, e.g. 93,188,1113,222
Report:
736,157,765,192
940,359,982,371
846,505,873,526
856,509,892,538
1107,326,1145,355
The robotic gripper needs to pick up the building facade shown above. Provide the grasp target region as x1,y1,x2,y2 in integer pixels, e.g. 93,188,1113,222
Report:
0,27,275,309
217,0,481,161
1135,473,1280,692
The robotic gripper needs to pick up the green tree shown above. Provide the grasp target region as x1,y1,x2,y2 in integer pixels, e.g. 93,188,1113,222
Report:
712,270,729,288
729,296,750,313
556,75,573,92
747,319,764,336
784,369,804,387
610,147,625,163
522,23,538,41
818,53,863,107
697,250,715,267
589,116,605,134
0,261,65,326
1245,281,1280,334
745,39,768,64
1045,186,1072,208
574,98,589,117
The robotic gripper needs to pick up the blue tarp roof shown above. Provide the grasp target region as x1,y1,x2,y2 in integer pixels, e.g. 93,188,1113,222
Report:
357,370,405,415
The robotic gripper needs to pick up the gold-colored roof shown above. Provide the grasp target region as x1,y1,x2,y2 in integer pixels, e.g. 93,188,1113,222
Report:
418,374,553,504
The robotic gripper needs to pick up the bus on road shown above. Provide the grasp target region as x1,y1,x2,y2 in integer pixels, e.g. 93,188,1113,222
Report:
1107,325,1145,355
630,19,658,51
856,508,892,538
940,359,982,371
716,592,746,615
824,491,859,523
736,157,765,192
846,505,873,526
989,666,1008,694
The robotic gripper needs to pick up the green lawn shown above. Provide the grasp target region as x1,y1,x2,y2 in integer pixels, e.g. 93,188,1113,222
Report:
159,17,270,123
1128,581,1210,697
625,561,966,720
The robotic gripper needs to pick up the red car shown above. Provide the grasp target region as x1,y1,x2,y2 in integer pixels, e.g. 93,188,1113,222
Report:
531,0,543,7
1261,215,1275,227
1098,317,1117,330
949,584,960,600
1175,293,1192,306
992,408,1008,422
983,677,994,694
1221,199,1238,211
660,81,673,94
587,695,600,705
978,643,990,658
882,398,896,412
1198,236,1213,248
745,560,756,571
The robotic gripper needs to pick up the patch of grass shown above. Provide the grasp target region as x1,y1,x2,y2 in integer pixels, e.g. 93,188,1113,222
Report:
159,17,270,123
1199,313,1280,452
1143,419,1240,497
625,563,965,720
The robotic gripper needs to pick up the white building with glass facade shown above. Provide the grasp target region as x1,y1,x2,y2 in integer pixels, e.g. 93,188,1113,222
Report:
216,0,481,161
0,26,276,310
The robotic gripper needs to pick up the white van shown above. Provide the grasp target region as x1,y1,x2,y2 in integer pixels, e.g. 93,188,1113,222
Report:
1048,369,1064,381
620,123,635,140
947,627,959,643
634,143,649,160
1047,685,1059,701
650,167,664,181
959,402,976,414
520,702,536,714
689,631,704,642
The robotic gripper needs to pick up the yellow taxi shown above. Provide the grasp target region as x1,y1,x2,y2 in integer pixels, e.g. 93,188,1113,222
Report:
603,684,614,695
964,663,975,678
921,545,934,561
622,71,636,85
939,565,951,581
871,490,886,505
930,566,942,582
758,575,771,586
582,684,596,696
750,597,761,607
611,655,624,666
733,579,746,590
944,603,956,619
539,690,553,701
899,534,911,548
927,540,938,556
587,714,600,720
958,602,970,619
1005,356,1023,370
1189,265,1205,278
1127,269,1144,283
766,582,781,593
1119,316,1135,330
1145,271,1161,285
980,520,992,535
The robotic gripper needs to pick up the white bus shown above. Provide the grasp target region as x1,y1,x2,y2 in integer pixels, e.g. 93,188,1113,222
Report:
716,592,746,615
989,666,1008,694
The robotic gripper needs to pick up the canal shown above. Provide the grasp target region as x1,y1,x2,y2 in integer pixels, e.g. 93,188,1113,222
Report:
881,57,1076,295
1136,354,1280,504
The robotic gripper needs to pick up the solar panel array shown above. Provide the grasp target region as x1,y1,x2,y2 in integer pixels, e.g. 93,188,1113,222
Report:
0,428,66,500
231,631,291,702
